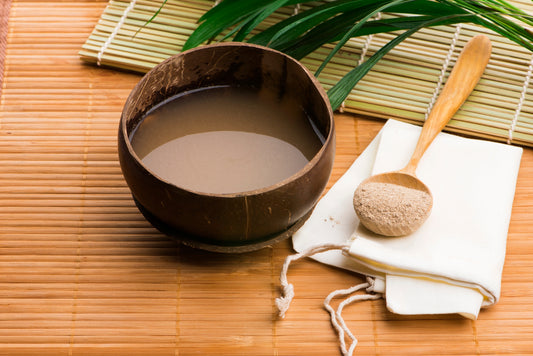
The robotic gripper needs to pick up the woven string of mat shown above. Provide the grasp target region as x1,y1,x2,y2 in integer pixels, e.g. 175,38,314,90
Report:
79,0,533,147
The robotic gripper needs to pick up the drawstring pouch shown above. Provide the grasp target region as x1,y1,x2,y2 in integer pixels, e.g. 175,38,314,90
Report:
276,120,522,355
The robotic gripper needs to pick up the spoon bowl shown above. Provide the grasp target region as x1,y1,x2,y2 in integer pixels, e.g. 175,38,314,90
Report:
354,172,432,236
353,34,492,237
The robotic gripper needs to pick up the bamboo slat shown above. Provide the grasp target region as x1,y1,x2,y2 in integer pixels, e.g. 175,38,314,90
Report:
1,1,533,355
0,0,10,100
79,0,533,147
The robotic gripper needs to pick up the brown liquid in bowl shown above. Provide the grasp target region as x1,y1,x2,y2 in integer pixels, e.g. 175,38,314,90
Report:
130,86,324,194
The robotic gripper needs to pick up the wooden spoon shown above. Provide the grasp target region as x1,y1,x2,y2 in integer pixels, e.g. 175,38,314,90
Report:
353,34,492,236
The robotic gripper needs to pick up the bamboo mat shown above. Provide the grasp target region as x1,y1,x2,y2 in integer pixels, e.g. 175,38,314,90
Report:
78,0,533,147
1,1,533,355
0,0,10,99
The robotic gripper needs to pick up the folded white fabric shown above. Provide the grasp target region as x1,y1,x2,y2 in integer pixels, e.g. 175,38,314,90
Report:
285,119,522,321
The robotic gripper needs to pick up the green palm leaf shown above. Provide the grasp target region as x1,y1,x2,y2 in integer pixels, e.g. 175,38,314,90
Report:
327,13,470,109
166,0,533,109
328,26,418,110
315,0,409,77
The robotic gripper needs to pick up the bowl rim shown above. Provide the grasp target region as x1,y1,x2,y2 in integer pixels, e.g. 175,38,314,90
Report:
120,42,334,198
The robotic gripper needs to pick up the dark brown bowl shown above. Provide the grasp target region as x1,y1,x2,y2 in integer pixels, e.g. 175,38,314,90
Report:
118,42,335,252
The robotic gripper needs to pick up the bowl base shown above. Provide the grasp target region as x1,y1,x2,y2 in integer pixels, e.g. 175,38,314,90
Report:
134,198,313,253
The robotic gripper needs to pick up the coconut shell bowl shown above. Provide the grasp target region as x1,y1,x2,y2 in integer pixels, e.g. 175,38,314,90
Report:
118,43,335,253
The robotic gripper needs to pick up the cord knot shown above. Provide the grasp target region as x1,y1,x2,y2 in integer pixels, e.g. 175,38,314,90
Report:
275,283,295,318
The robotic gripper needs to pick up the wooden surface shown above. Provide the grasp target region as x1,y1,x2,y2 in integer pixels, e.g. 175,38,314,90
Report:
1,1,533,355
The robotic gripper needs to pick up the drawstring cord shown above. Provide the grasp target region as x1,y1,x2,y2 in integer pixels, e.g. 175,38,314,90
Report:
276,243,383,356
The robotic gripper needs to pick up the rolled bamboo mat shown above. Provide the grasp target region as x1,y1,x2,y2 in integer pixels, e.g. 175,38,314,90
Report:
78,0,533,147
1,1,533,355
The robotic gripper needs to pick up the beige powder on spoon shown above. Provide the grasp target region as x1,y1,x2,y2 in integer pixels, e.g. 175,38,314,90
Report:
353,182,432,235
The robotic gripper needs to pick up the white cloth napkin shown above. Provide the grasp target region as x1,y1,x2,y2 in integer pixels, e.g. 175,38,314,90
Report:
292,119,522,319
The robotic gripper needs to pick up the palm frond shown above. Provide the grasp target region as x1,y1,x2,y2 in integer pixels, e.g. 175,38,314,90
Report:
172,0,533,109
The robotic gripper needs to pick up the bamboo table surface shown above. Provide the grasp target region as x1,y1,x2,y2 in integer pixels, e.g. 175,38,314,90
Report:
1,1,533,355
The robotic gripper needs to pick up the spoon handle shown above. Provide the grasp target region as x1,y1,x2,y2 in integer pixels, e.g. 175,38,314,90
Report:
402,34,492,175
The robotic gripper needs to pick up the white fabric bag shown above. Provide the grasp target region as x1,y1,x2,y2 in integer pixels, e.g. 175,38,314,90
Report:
276,120,522,354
